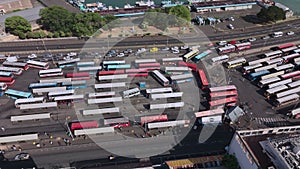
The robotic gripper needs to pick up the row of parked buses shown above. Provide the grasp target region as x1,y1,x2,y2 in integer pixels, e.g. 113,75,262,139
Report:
216,42,251,55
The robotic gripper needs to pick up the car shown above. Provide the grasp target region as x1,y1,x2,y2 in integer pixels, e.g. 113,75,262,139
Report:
172,49,180,54
261,36,270,40
287,31,295,35
229,40,236,45
67,52,77,57
136,48,147,55
229,17,234,21
150,47,158,52
28,54,37,59
217,41,227,46
180,45,189,50
248,37,256,42
117,53,125,57
161,47,170,51
171,46,179,51
227,24,234,29
239,39,248,43
63,56,72,61
14,153,30,160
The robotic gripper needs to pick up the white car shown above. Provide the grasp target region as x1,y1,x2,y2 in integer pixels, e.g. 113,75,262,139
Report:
180,45,189,50
161,47,170,51
14,153,30,160
136,48,147,55
217,41,227,46
67,52,77,57
228,24,234,29
172,49,180,54
28,54,37,59
248,37,256,42
287,31,295,35
117,53,125,57
171,46,179,51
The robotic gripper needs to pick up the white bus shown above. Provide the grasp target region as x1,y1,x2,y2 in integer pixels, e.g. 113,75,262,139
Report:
15,97,46,108
123,88,140,98
39,78,71,84
225,58,246,69
264,85,288,98
265,58,283,65
87,97,123,104
98,74,128,81
211,55,229,63
152,70,169,86
74,127,114,136
11,113,51,122
27,60,49,69
257,77,281,88
150,102,184,110
287,80,300,88
94,82,126,89
78,66,102,72
275,86,300,99
274,94,299,107
260,71,284,80
151,92,183,100
48,89,75,100
242,63,263,74
0,133,38,144
0,82,8,91
247,57,270,66
262,50,282,58
0,66,23,75
254,64,277,72
267,79,292,89
146,87,173,94
82,107,120,116
54,95,85,103
57,58,80,68
32,86,67,95
134,59,157,64
170,73,193,84
282,53,300,62
147,120,189,129
88,91,116,98
162,57,183,62
39,68,63,78
20,102,58,110
273,64,295,72
291,107,300,116
3,61,28,70
281,46,298,54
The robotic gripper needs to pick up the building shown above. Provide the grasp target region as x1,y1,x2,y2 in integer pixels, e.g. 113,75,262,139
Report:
228,125,300,169
275,3,293,18
191,0,257,13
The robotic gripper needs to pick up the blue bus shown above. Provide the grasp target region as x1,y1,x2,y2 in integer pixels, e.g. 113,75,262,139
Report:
106,64,131,71
28,83,58,89
0,71,13,78
77,62,95,67
62,80,87,90
193,50,212,63
4,89,32,99
249,70,270,81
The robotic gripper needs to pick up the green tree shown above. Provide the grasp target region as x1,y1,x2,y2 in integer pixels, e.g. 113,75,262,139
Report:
53,32,60,38
223,154,240,169
5,16,31,36
257,6,286,22
168,5,191,25
47,32,54,38
26,32,34,39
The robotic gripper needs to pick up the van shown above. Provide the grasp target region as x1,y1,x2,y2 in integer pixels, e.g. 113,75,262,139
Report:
271,32,283,38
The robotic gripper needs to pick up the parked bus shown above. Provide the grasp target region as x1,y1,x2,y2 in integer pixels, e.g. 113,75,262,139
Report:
211,55,229,63
27,60,49,69
70,121,99,132
294,48,300,53
19,102,57,111
57,58,80,68
98,70,125,76
257,77,281,88
123,88,140,98
106,64,131,71
48,89,75,100
65,72,90,81
5,89,32,99
283,53,300,63
140,115,168,126
183,49,199,61
138,63,160,70
0,77,15,86
0,71,13,78
88,91,115,98
0,82,8,91
39,78,71,84
209,85,237,93
225,58,246,69
104,117,130,128
32,87,67,96
287,80,300,88
254,64,277,73
248,70,270,81
276,43,294,50
260,71,284,80
134,59,157,65
0,66,22,75
265,58,283,65
281,46,298,54
3,61,28,70
151,70,169,86
102,60,126,68
193,50,212,62
39,68,63,78
151,92,183,100
62,80,87,90
125,69,148,77
76,61,95,67
273,64,294,72
262,50,283,58
274,94,299,107
242,63,263,74
98,74,128,81
15,97,45,108
209,90,238,99
170,73,193,84
275,86,300,99
198,69,209,89
267,78,292,89
77,66,102,73
145,87,173,98
177,61,197,71
280,71,300,79
28,83,58,89
247,57,271,66
11,113,51,122
164,67,190,75
217,45,235,55
82,107,119,116
264,85,288,98
54,94,85,104
209,96,237,108
235,42,251,51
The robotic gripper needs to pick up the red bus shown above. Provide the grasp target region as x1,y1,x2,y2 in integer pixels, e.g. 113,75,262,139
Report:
280,71,300,79
209,90,238,99
140,115,168,126
198,69,209,89
235,42,251,51
104,117,130,128
178,61,197,71
138,63,160,70
209,96,237,108
98,70,125,76
65,72,90,81
277,43,294,50
0,77,15,86
125,69,149,77
70,121,99,132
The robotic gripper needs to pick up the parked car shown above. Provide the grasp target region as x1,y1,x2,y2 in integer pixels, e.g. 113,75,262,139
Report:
180,45,189,50
229,40,236,45
171,46,179,51
150,47,158,52
28,54,37,59
239,39,248,43
227,24,234,29
161,47,170,51
261,35,270,40
287,31,295,35
248,37,256,42
117,53,125,57
217,41,227,46
172,49,180,54
14,153,30,160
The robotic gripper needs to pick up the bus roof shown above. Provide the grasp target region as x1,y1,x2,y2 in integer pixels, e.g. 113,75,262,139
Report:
39,78,72,84
82,107,120,116
74,127,114,136
147,120,189,129
104,117,129,125
209,97,237,107
265,85,288,95
98,74,128,81
195,109,224,118
146,87,173,94
48,89,75,97
103,60,126,65
5,89,32,98
39,68,62,74
170,73,193,81
88,91,116,98
20,102,57,110
135,59,157,64
150,102,184,110
0,133,38,144
151,92,183,100
54,94,84,101
276,86,300,98
162,57,183,62
11,113,50,122
78,66,102,72
94,82,126,89
87,97,123,104
27,60,48,67
274,63,294,71
15,97,45,105
276,94,299,103
268,78,292,89
209,85,237,93
210,90,238,98
287,80,300,88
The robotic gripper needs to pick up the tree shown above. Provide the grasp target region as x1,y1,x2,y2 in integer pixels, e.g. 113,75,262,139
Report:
222,154,240,169
5,16,31,36
257,6,286,22
168,5,191,26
